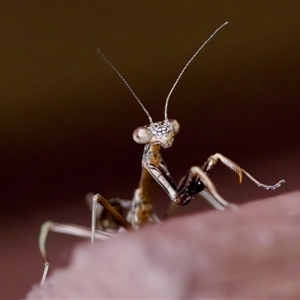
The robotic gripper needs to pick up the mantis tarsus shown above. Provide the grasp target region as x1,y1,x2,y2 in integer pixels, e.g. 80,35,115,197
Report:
39,21,285,285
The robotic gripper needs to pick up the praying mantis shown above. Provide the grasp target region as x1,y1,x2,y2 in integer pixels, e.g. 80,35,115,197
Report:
39,21,285,285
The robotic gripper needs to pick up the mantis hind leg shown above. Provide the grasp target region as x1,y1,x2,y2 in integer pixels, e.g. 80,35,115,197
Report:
39,221,116,285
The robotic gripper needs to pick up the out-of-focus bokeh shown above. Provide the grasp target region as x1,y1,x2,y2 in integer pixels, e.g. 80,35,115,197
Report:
0,3,299,299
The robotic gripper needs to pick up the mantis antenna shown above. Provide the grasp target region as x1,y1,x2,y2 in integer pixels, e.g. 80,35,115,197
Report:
97,48,153,124
97,21,228,123
164,21,228,120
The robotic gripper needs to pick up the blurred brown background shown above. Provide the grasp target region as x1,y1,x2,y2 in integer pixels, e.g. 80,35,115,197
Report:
0,3,299,299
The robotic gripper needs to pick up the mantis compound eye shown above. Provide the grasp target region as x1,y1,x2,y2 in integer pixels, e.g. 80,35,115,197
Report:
132,126,153,144
170,119,180,135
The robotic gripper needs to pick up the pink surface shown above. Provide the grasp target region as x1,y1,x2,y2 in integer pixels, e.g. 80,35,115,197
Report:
27,191,300,299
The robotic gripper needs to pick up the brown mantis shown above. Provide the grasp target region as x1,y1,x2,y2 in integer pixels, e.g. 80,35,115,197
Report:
39,21,285,285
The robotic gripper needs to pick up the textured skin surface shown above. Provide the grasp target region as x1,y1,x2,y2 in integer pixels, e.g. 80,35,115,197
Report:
27,191,300,299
